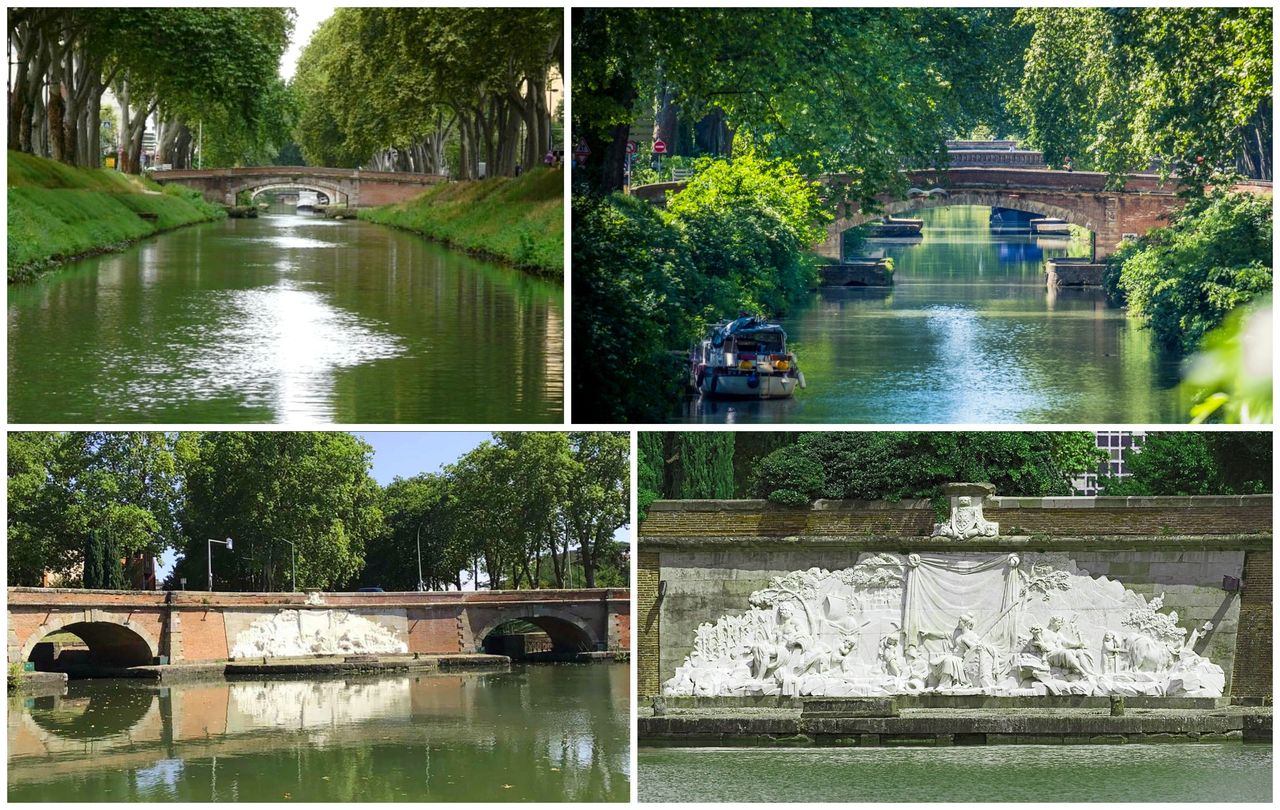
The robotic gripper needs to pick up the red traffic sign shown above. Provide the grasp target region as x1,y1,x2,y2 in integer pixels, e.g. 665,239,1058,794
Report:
626,140,638,155
573,139,590,158
653,139,667,154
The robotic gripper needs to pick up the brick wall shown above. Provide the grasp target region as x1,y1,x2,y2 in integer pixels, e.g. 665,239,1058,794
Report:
406,607,464,655
177,608,229,662
637,551,661,697
1233,551,1273,700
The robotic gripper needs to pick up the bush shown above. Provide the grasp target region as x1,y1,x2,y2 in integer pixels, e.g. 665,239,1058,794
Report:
1105,191,1272,352
751,432,1103,504
1099,432,1271,495
572,154,830,422
571,194,694,422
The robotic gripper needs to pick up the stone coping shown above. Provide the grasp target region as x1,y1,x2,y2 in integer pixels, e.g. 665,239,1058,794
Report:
639,533,1271,550
659,695,1229,711
7,587,629,608
647,495,1271,512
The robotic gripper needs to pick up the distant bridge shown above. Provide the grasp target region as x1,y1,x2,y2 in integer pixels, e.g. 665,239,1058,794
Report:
151,166,447,207
8,587,629,668
632,167,1272,260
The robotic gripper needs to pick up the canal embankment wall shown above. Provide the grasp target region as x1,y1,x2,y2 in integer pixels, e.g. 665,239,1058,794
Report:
8,151,226,282
359,167,563,278
637,496,1272,700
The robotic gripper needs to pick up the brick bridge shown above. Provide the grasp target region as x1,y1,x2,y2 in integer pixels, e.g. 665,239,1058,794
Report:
632,168,1272,260
8,587,629,668
151,166,447,207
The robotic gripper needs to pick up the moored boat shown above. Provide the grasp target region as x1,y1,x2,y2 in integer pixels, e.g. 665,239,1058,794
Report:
689,315,806,399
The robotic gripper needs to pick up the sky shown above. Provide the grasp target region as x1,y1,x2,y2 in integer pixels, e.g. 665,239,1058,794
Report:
280,6,337,81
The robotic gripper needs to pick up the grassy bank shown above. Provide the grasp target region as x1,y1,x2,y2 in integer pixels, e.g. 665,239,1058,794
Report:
8,150,226,282
359,168,562,278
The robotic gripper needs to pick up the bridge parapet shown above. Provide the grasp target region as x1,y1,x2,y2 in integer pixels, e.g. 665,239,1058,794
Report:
151,166,447,207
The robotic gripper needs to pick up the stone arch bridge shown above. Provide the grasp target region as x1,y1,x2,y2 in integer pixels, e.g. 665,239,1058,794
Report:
632,167,1271,260
9,587,629,668
151,166,448,207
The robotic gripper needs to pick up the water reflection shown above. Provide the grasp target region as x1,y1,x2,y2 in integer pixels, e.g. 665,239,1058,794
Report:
9,665,628,802
9,213,563,423
679,206,1183,423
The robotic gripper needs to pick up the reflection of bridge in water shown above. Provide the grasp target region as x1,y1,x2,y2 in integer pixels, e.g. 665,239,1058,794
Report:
9,666,631,800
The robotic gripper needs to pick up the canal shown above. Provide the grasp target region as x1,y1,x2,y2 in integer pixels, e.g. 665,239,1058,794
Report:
680,206,1182,424
8,664,629,802
8,211,563,423
639,744,1272,802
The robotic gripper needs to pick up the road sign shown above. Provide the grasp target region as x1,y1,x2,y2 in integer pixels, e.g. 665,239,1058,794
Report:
573,139,591,159
653,139,667,154
626,140,638,155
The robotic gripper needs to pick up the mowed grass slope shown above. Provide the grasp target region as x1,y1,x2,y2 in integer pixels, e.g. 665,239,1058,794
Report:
8,150,225,281
359,168,563,277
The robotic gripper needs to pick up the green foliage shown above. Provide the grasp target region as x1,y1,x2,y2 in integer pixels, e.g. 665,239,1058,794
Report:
1104,191,1272,352
8,432,184,587
1100,433,1271,495
1182,299,1272,424
572,156,825,422
666,155,828,317
359,169,563,276
673,434,735,500
752,432,1104,504
171,432,383,592
571,194,695,422
573,8,1026,200
1013,8,1272,183
7,152,224,281
637,433,665,521
293,8,560,177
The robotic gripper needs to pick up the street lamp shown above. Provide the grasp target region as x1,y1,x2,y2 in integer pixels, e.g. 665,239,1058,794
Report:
414,523,427,592
207,537,233,591
281,539,296,592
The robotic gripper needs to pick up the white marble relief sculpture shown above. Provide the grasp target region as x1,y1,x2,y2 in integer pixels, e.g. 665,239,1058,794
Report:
229,609,409,659
932,494,998,540
663,553,1226,698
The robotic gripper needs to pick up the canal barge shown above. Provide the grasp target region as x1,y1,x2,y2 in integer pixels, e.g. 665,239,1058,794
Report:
690,315,806,399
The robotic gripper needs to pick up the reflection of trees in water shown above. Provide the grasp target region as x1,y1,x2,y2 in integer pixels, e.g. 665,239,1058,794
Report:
9,665,629,802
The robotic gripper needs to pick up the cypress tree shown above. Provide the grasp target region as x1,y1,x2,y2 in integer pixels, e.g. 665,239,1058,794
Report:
82,531,104,589
677,433,735,499
103,532,127,590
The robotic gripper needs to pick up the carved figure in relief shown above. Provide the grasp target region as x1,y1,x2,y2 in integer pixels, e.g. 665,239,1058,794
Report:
922,613,994,689
1042,615,1098,677
932,496,999,540
877,635,903,679
1101,632,1126,675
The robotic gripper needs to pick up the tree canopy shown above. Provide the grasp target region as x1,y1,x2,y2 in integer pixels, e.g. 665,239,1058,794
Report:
7,8,293,171
8,431,630,592
292,8,561,178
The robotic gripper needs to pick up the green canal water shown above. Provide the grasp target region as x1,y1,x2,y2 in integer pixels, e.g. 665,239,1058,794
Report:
639,744,1272,802
8,211,563,423
680,205,1183,424
8,665,628,802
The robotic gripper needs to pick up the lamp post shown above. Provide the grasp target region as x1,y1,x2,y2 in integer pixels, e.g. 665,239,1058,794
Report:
415,523,427,592
281,539,296,592
207,537,233,591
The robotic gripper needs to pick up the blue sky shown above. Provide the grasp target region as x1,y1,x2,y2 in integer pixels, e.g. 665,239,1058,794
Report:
355,431,492,484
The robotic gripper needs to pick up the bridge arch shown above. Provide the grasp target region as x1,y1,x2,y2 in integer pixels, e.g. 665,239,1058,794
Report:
22,612,159,670
824,191,1101,260
229,180,348,207
473,606,601,655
